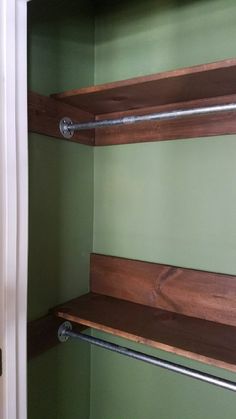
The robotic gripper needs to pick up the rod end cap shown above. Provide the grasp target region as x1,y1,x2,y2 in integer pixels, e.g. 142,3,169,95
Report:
59,117,74,139
58,321,72,342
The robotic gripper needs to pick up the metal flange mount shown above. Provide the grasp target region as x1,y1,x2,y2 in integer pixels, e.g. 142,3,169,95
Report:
58,321,72,342
59,117,74,139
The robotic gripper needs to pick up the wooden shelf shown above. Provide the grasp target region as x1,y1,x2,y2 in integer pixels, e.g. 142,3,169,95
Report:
52,59,236,115
49,58,236,145
27,253,236,368
52,253,236,372
55,292,236,372
90,254,236,328
28,59,236,145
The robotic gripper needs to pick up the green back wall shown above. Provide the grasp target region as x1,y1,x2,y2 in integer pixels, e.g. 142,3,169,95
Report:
92,1,236,418
28,1,94,418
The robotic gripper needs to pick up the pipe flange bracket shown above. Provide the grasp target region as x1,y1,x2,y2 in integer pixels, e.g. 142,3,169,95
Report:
58,321,72,342
59,117,74,139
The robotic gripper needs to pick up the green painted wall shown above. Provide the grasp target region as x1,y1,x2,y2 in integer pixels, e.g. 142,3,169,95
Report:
90,332,236,419
27,1,94,418
95,0,236,83
91,1,236,418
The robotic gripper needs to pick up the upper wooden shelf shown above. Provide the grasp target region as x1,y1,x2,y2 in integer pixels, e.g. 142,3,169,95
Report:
29,58,236,145
52,59,236,115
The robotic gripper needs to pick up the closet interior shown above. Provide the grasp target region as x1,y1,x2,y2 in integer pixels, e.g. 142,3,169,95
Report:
27,1,236,418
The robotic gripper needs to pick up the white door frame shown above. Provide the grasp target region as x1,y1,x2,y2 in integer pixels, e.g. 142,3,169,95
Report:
0,1,28,419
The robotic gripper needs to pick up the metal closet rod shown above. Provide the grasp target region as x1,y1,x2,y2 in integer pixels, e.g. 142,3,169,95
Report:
58,322,236,392
59,102,236,138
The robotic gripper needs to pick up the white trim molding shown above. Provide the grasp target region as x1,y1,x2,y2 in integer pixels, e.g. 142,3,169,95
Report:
0,1,28,419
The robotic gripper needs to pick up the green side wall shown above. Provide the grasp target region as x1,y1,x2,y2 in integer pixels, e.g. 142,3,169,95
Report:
91,1,236,418
27,1,94,418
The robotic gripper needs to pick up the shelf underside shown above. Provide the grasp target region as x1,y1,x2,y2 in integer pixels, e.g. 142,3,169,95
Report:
55,292,236,372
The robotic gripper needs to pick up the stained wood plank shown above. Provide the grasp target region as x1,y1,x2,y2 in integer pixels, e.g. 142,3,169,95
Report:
28,91,95,145
28,314,62,359
91,254,236,327
55,292,236,371
27,313,86,359
95,94,236,145
52,59,236,115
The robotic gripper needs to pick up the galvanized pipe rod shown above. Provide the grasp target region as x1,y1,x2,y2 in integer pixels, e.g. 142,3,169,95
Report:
58,322,236,392
60,103,236,138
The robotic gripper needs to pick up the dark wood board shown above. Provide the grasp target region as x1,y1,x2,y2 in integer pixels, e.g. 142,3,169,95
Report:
28,314,62,359
55,292,236,371
94,94,236,145
27,313,86,359
91,254,236,327
52,59,236,115
28,91,95,145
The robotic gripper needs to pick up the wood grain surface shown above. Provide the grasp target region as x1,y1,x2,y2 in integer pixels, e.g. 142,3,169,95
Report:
27,314,86,359
53,59,236,114
55,292,236,371
91,254,236,327
94,94,236,145
30,59,236,145
28,91,95,145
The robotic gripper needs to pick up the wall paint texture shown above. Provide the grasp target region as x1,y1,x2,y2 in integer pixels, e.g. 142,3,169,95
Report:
92,0,236,418
28,1,94,418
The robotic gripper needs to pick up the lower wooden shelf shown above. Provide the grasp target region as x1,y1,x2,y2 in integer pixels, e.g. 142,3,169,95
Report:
54,292,236,372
